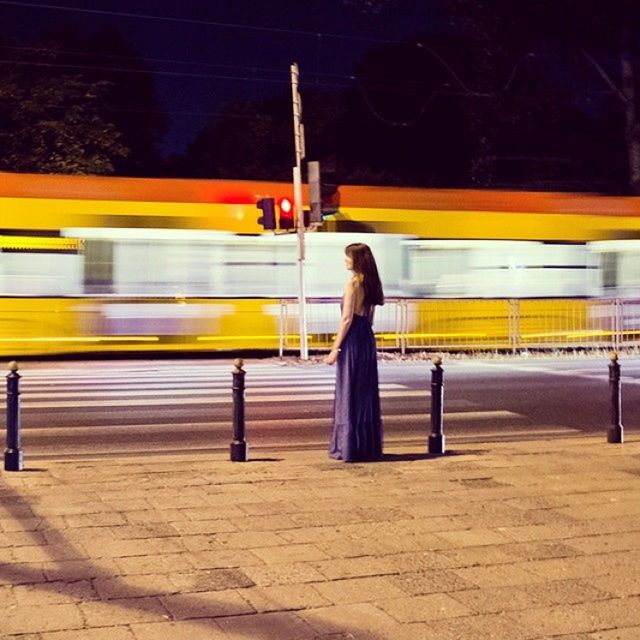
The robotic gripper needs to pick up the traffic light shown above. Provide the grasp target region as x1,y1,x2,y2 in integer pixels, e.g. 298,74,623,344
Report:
308,161,321,224
321,181,340,218
278,197,294,230
307,160,340,224
256,198,276,230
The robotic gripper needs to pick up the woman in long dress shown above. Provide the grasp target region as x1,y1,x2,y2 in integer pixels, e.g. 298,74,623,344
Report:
324,243,385,462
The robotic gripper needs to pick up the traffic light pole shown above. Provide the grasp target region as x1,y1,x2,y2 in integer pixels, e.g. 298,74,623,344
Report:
291,62,309,360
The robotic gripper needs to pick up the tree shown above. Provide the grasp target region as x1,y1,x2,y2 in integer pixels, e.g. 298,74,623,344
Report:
181,95,293,180
0,42,128,174
441,0,638,193
344,0,640,193
0,26,167,176
54,27,167,176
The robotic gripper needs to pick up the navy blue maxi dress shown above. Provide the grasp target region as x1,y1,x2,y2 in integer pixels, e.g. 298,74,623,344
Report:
330,305,383,461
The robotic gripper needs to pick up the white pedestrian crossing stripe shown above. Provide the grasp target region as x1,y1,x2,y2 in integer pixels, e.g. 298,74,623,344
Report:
20,388,428,409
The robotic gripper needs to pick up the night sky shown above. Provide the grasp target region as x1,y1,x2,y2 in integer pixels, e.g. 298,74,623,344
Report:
2,0,440,154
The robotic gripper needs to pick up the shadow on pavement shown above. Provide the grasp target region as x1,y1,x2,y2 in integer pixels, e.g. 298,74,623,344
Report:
0,475,385,639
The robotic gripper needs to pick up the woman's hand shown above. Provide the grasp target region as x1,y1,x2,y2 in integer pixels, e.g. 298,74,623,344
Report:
323,348,340,365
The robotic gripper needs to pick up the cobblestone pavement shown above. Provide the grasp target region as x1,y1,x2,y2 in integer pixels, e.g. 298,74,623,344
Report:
1,435,640,639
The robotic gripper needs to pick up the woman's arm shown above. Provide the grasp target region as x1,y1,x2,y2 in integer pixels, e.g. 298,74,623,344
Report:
323,279,355,365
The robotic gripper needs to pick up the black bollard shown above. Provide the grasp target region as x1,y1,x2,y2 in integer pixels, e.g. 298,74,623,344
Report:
5,361,24,471
607,352,624,444
428,355,445,455
230,358,248,462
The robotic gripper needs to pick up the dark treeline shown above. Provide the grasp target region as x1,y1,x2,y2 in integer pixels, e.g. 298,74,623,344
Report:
1,1,639,194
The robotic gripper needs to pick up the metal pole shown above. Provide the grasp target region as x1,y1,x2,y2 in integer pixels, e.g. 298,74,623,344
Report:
428,355,445,455
290,62,308,360
5,361,23,471
294,166,308,360
607,352,624,444
230,358,248,461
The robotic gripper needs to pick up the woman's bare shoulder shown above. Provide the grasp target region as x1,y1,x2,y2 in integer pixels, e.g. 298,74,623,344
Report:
344,276,359,290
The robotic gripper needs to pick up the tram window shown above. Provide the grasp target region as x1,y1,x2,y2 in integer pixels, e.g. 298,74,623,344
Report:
84,240,114,295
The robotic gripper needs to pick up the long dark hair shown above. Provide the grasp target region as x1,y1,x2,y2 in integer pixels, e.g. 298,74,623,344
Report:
345,243,384,307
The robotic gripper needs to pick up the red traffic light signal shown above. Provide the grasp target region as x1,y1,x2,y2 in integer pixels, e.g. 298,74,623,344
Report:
278,197,295,230
256,198,276,230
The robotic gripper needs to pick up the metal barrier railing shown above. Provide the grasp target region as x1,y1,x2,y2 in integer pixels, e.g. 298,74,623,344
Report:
279,297,640,354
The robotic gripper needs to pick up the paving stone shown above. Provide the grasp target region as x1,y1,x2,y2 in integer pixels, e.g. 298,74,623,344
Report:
125,509,186,524
251,544,330,564
41,627,136,640
228,514,298,532
160,588,254,619
239,583,331,612
80,596,168,626
64,512,128,528
433,527,515,548
587,627,640,639
114,552,196,576
502,541,583,561
585,573,640,598
130,619,227,639
93,573,177,599
189,549,265,570
506,599,640,638
388,569,474,596
567,532,640,554
314,537,399,559
453,563,546,588
377,593,472,622
518,579,612,606
3,603,84,635
31,502,109,518
42,559,120,582
313,576,407,605
241,562,327,587
105,523,179,539
438,545,517,567
311,556,398,580
170,568,255,593
216,611,317,639
179,507,246,521
0,563,47,586
0,547,15,563
0,530,48,548
168,520,239,536
13,579,98,605
449,585,540,613
205,531,288,550
277,525,353,544
0,584,17,607
400,611,530,640
297,603,403,639
13,544,87,563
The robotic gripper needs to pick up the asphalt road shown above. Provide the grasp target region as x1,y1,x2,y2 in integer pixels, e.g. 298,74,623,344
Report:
8,355,639,460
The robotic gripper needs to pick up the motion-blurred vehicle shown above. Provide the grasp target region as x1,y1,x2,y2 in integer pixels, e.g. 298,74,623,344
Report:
2,172,640,355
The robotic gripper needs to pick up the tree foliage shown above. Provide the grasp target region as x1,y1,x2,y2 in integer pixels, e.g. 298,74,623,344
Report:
49,27,167,176
0,44,128,174
0,27,166,176
179,1,640,194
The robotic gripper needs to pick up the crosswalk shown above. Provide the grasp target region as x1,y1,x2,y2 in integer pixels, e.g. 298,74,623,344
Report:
15,361,582,457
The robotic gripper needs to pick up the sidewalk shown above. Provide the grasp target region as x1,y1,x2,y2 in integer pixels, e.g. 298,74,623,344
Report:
1,434,640,640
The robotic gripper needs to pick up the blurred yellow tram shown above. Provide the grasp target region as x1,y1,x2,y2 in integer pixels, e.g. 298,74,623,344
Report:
2,171,640,356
